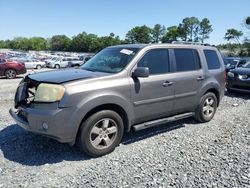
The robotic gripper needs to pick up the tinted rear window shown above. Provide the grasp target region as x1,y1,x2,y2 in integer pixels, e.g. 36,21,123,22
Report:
204,50,221,70
174,49,201,72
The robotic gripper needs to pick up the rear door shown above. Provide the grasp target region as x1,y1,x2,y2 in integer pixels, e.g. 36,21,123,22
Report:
130,48,175,124
170,48,204,113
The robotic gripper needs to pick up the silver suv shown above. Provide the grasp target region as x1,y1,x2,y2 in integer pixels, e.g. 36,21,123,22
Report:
10,44,225,157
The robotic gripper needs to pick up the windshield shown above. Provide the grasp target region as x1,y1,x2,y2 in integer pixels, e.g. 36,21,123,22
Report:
243,62,250,68
224,59,238,66
81,47,139,73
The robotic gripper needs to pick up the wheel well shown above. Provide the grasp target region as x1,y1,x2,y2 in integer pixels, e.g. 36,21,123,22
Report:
205,88,220,106
77,104,129,137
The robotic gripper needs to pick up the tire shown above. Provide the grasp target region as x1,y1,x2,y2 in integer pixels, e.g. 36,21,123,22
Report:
5,69,17,79
55,64,60,69
78,110,124,157
194,92,218,123
36,65,42,69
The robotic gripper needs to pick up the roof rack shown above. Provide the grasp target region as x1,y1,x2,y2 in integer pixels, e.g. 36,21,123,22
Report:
171,41,211,46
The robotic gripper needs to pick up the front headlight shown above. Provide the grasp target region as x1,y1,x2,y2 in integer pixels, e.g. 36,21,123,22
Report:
238,74,248,79
34,83,65,102
227,72,235,78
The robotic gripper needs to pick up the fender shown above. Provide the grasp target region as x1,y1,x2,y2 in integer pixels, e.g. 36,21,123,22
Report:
67,93,135,142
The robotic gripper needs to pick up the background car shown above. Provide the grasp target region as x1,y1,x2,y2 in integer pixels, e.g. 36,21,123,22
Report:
46,57,68,69
0,59,26,79
65,57,83,67
224,57,247,72
23,59,46,69
226,62,250,93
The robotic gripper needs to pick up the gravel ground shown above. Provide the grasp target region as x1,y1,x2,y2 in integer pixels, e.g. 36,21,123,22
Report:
0,71,249,188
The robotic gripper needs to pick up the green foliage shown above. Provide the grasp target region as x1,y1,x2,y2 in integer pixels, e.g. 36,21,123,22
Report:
161,17,213,43
199,18,213,43
224,29,243,43
0,17,214,51
179,17,200,41
50,35,71,51
126,25,152,44
151,24,166,43
162,26,179,43
246,17,250,25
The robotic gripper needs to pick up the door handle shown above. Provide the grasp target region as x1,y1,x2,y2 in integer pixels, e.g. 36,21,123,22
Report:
162,81,173,87
197,76,205,81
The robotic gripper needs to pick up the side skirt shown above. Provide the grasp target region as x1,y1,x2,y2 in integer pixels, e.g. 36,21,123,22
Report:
133,112,195,131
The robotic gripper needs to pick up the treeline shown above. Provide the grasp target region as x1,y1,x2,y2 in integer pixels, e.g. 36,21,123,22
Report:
0,17,213,52
0,33,124,53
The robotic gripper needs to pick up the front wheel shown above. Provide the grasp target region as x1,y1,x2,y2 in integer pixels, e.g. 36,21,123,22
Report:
78,110,124,157
195,92,218,123
54,64,60,69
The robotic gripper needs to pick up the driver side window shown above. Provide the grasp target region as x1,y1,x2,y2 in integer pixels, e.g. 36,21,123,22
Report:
137,49,170,75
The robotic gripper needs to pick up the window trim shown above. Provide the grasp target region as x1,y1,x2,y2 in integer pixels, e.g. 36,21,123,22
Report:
133,48,172,76
171,48,202,73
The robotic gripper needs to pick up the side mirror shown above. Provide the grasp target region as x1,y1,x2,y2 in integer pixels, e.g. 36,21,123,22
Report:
132,67,149,78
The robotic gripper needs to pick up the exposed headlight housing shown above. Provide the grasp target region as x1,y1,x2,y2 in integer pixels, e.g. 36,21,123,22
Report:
34,83,65,102
227,72,235,78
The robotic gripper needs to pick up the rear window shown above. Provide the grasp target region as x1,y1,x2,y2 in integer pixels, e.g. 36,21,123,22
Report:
204,50,221,70
174,49,201,72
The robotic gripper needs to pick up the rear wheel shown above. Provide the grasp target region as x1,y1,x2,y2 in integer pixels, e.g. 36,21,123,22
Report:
78,110,124,157
55,64,60,69
195,92,217,122
5,69,17,79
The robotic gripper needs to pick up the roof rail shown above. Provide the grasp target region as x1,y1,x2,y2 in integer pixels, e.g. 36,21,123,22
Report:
171,41,211,46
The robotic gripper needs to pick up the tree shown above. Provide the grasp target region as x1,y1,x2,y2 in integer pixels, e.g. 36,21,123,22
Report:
50,35,71,51
162,26,179,43
199,18,213,43
179,17,200,41
29,37,48,51
151,24,166,43
126,25,152,44
224,29,243,51
246,17,250,26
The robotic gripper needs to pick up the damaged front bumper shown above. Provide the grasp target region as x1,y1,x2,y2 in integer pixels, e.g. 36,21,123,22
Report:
9,105,76,143
9,76,76,144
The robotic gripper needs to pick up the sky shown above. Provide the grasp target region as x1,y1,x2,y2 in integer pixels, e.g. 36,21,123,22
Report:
0,0,249,45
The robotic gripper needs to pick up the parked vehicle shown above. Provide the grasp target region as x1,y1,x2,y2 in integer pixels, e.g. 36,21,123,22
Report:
10,44,225,157
23,59,46,69
224,57,247,72
0,59,26,79
46,57,68,69
79,54,94,64
226,62,250,93
65,57,83,67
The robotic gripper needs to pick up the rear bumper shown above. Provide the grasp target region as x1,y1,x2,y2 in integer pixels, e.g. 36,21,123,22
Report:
9,106,76,143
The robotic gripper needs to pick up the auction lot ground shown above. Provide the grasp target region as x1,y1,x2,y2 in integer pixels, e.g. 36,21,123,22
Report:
0,70,249,187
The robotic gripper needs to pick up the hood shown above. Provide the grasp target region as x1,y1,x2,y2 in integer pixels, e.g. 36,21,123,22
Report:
28,68,110,84
231,67,250,75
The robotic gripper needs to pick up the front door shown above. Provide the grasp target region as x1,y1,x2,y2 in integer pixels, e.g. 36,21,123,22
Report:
129,49,175,124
